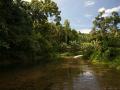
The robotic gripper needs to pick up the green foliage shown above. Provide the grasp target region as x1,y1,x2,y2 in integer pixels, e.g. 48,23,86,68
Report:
89,11,120,69
82,43,94,59
0,0,80,66
0,0,60,65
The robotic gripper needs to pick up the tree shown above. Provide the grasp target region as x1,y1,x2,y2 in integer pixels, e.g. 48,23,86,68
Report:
90,11,120,61
0,0,62,65
63,19,71,44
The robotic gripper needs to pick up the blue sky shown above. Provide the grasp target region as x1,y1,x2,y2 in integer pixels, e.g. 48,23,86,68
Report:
53,0,120,33
24,0,120,33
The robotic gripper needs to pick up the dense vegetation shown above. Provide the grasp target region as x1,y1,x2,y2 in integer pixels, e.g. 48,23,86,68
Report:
0,0,79,66
82,11,120,69
0,0,120,70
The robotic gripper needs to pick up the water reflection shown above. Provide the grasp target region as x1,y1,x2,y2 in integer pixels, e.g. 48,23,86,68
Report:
72,65,100,90
0,58,120,90
93,66,120,90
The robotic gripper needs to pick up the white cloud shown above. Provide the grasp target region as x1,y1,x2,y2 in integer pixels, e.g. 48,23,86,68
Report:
85,14,92,18
106,6,120,12
85,1,95,7
98,7,105,12
98,6,120,17
79,28,91,33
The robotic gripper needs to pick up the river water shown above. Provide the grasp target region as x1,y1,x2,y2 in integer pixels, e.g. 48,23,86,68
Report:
0,57,120,90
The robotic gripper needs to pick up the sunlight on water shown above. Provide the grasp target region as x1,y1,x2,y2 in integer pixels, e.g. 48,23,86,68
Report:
72,65,101,90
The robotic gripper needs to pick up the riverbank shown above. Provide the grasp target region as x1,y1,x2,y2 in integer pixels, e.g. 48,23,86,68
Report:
92,57,120,70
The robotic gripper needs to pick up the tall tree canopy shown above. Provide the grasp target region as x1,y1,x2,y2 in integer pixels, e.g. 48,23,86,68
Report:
0,0,79,66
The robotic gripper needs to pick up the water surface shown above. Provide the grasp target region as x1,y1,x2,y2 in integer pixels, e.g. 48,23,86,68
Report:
0,57,120,90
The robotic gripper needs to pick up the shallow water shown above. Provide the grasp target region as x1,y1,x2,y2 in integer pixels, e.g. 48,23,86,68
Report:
0,58,120,90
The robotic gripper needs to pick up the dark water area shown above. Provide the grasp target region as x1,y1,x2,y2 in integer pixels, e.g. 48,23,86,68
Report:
0,57,120,90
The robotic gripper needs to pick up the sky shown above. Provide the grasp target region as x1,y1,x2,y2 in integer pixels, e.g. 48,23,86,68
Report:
52,0,120,33
24,0,120,33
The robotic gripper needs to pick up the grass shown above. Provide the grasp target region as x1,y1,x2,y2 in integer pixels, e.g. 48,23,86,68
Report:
91,57,120,70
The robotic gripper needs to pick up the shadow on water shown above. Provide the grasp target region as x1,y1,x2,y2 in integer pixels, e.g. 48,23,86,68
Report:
0,57,120,90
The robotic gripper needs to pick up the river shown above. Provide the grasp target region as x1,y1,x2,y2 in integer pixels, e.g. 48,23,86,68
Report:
0,57,120,90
